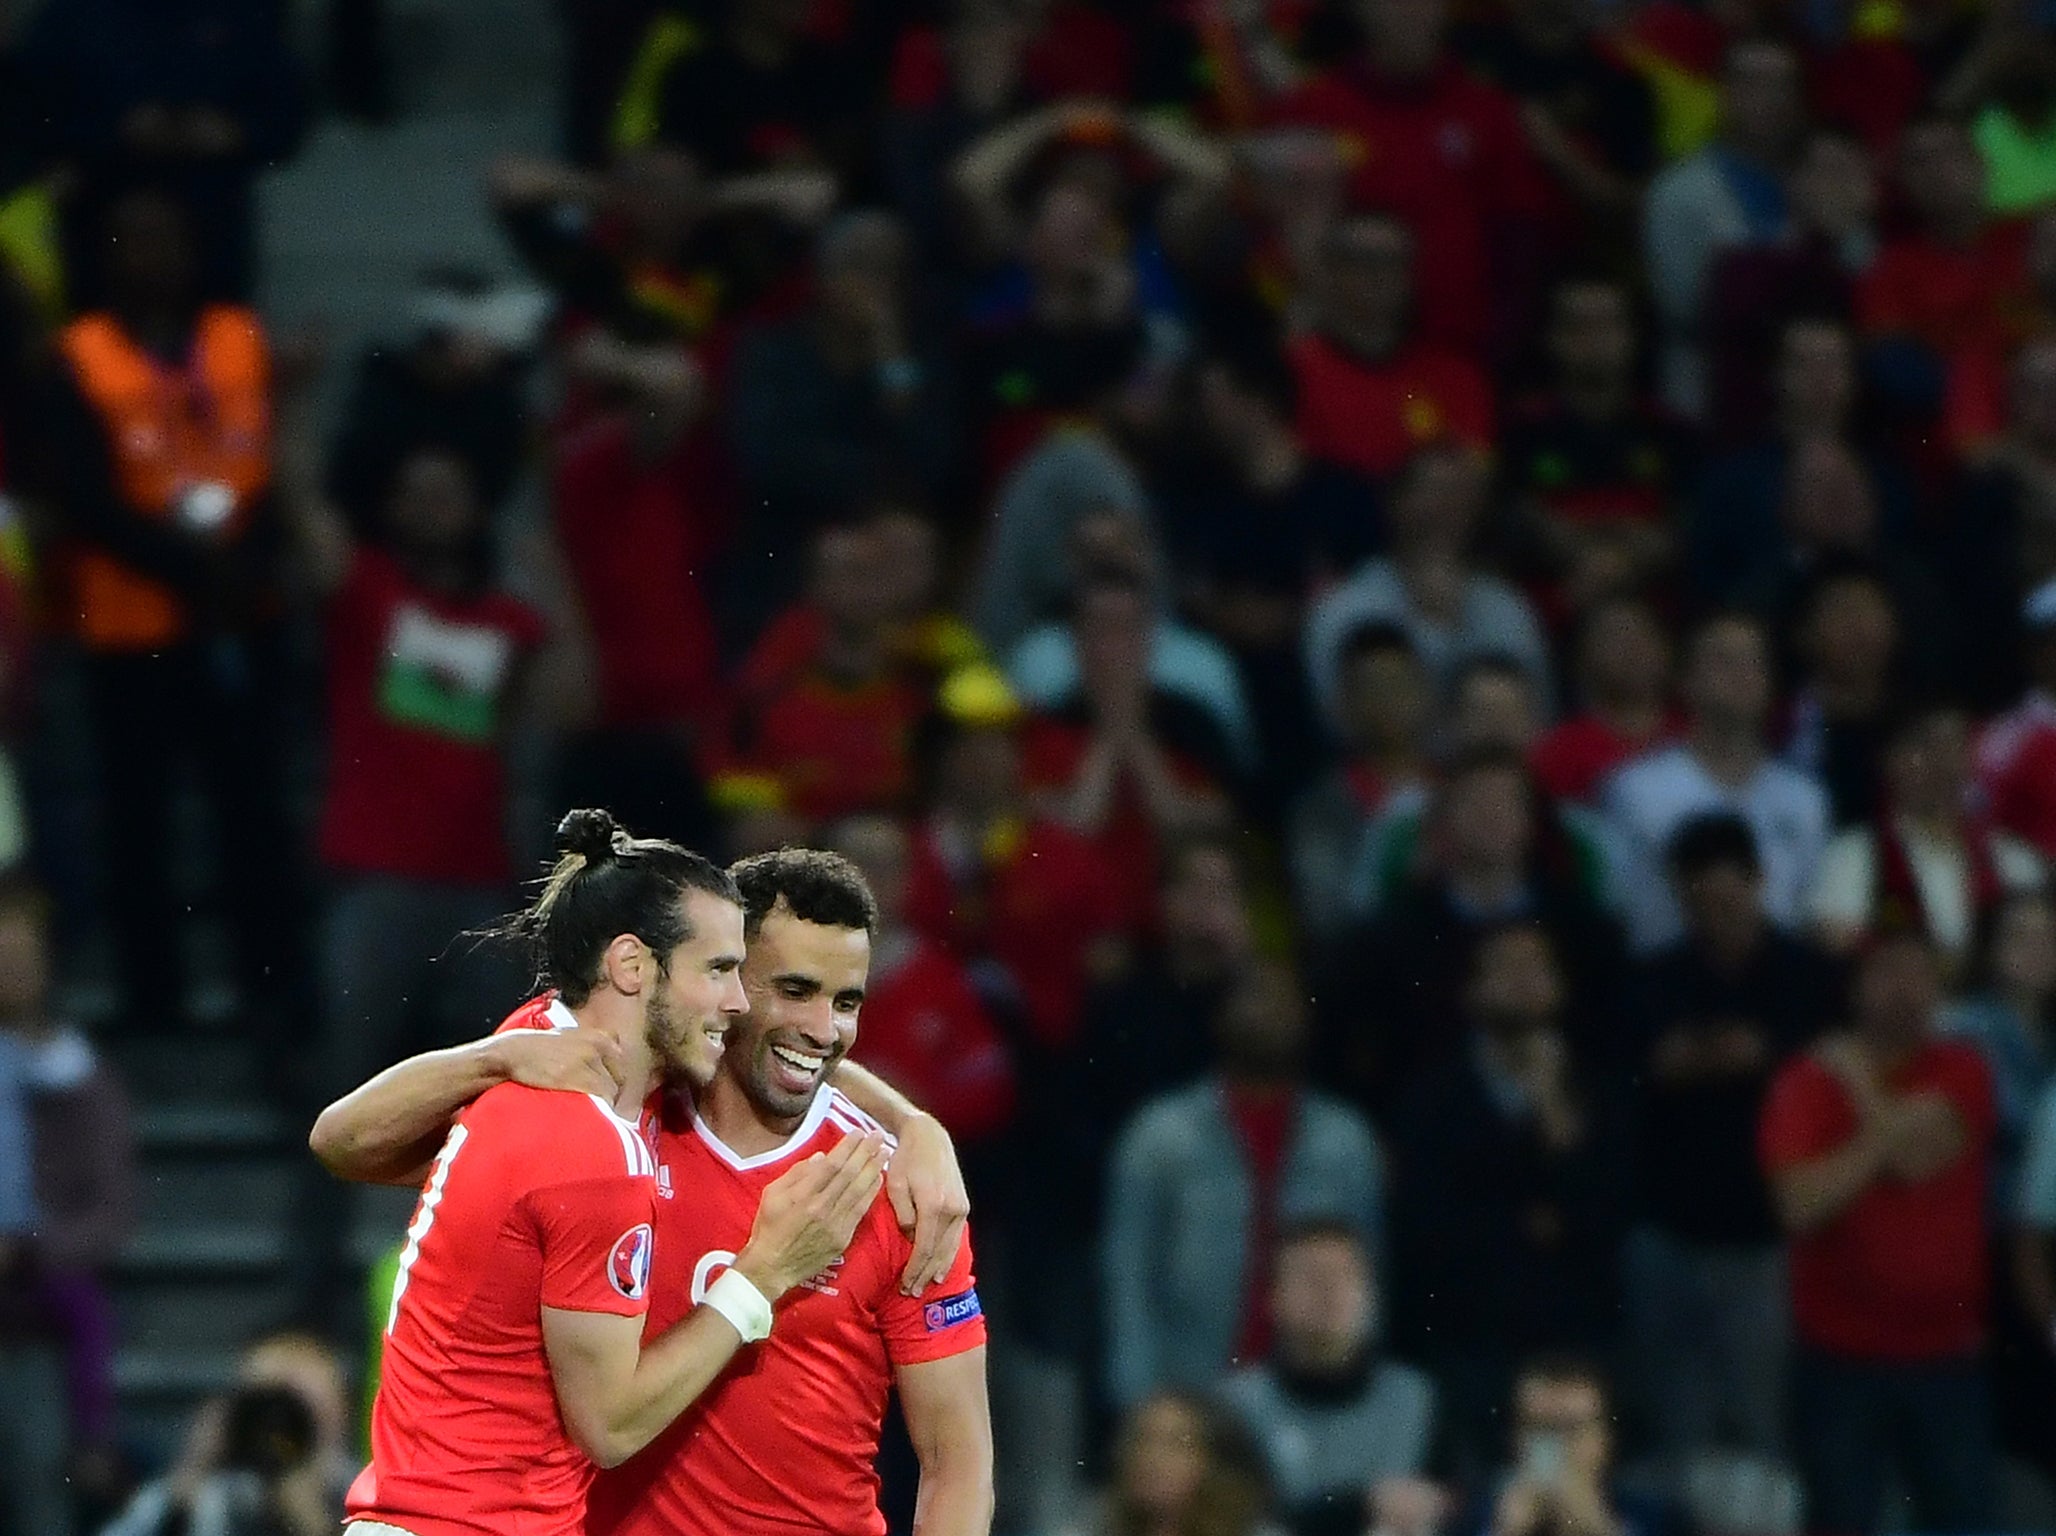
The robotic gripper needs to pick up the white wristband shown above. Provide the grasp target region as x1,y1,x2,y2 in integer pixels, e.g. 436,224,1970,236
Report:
703,1268,773,1344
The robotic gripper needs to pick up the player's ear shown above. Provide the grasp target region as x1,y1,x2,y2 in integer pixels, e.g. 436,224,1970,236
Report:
600,933,647,996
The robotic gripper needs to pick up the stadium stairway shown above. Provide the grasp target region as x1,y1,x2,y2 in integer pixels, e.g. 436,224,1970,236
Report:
99,0,562,1465
110,1037,418,1461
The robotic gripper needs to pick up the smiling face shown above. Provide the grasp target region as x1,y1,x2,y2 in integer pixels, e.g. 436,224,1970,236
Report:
648,889,750,1089
730,903,872,1123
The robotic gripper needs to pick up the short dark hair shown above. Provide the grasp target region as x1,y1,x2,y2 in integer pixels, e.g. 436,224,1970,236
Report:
730,847,878,941
510,809,739,1006
1666,812,1761,880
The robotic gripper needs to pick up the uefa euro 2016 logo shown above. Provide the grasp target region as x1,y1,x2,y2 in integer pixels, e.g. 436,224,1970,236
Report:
610,1224,655,1300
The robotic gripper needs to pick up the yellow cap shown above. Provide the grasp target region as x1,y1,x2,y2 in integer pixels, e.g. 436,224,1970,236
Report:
938,663,1022,728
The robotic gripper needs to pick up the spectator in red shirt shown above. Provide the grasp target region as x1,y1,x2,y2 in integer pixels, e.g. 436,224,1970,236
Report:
1021,569,1237,930
905,662,1129,1054
829,813,1016,1152
1287,213,1496,484
1500,276,1690,629
1267,0,1547,355
1859,118,2030,365
1759,927,1997,1536
721,520,932,834
297,446,543,1101
1531,592,1676,806
1977,578,2056,860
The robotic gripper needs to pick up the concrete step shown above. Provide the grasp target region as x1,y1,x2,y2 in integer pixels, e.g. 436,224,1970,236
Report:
135,1103,296,1156
110,1038,267,1105
117,1276,303,1356
138,1156,302,1236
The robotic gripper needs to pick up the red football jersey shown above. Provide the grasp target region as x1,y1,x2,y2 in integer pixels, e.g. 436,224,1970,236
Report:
585,1088,986,1536
348,996,661,1536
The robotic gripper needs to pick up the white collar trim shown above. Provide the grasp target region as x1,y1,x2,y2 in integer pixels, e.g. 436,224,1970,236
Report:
693,1088,834,1171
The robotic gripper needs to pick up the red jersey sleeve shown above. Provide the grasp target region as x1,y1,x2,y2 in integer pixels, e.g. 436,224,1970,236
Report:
1758,1056,1856,1174
525,1175,657,1318
878,1224,986,1368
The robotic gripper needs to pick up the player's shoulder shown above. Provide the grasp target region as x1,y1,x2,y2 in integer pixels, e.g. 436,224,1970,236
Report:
467,1081,657,1181
818,1086,898,1152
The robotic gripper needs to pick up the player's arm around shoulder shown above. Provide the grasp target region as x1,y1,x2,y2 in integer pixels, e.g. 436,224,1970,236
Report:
890,1220,994,1536
309,1025,626,1186
545,1127,890,1468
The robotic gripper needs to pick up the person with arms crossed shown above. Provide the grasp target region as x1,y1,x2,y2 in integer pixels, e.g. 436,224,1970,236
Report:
317,845,995,1536
333,809,890,1536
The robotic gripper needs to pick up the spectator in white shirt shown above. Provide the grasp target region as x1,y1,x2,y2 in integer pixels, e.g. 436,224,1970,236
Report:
1304,449,1552,735
1605,611,1829,950
1807,698,2042,974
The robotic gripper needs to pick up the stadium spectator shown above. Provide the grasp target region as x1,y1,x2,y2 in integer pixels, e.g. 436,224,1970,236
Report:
1689,322,1931,641
1782,562,1906,830
1463,1356,1685,1536
727,211,956,583
829,813,1016,1153
722,520,932,829
1622,813,1837,1462
100,1332,357,1536
1102,959,1383,1409
1219,1222,1437,1536
1498,278,1687,630
1806,698,2043,971
1457,0,1659,242
1006,508,1257,777
1643,38,1806,416
632,0,867,183
1267,0,1546,355
1698,131,1874,446
1977,577,2056,860
1323,747,1624,1115
1606,611,1830,951
1941,889,2056,1210
45,186,308,1039
323,268,541,541
1069,1391,1273,1536
1077,830,1254,1164
0,887,66,1535
16,0,308,302
1284,214,1496,484
1289,623,1433,935
1387,922,1629,1478
1760,927,1997,1536
1022,568,1236,928
971,423,1151,657
1305,449,1553,734
905,663,1127,1054
1164,341,1378,805
1530,594,1676,806
1858,118,2029,369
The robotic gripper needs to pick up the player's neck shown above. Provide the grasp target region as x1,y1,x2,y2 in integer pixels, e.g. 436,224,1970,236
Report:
699,1070,806,1157
566,995,661,1116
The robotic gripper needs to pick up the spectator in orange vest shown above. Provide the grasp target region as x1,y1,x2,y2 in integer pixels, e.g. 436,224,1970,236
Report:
40,186,306,1044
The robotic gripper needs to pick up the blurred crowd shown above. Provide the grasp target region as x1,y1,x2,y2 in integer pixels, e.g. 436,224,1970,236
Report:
7,0,2056,1531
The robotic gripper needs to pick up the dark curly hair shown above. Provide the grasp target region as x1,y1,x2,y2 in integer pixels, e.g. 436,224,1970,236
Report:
729,847,878,940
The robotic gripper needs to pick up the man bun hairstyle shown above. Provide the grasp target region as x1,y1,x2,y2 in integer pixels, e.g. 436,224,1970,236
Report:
729,846,878,941
510,808,739,1006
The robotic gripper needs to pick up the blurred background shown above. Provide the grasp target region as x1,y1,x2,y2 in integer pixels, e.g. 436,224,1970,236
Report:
1,0,2056,1532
